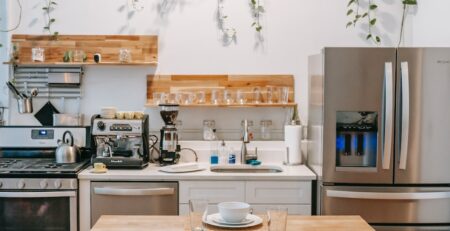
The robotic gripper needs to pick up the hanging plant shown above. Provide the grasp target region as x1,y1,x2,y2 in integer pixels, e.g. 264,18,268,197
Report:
398,0,417,46
217,0,237,45
346,0,381,44
250,0,264,32
0,0,23,48
42,0,58,39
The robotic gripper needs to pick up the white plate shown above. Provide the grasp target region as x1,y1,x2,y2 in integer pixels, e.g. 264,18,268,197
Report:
203,213,262,228
212,215,254,225
158,164,206,173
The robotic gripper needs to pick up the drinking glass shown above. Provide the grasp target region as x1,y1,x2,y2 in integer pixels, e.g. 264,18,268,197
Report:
152,92,166,105
189,199,208,231
237,90,247,105
211,89,220,105
253,87,261,104
266,86,275,104
73,50,85,62
168,93,177,104
279,87,290,104
223,89,234,105
197,91,206,104
260,120,273,140
267,206,288,231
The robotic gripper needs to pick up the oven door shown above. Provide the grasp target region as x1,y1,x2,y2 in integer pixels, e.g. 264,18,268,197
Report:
0,191,77,231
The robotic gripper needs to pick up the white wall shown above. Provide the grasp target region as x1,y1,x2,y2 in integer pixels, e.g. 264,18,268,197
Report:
3,0,447,138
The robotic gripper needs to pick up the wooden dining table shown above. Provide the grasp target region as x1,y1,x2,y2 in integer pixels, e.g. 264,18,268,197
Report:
91,215,375,231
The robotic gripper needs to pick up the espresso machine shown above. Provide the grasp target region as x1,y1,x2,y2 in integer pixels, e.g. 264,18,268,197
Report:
159,104,181,165
91,114,150,169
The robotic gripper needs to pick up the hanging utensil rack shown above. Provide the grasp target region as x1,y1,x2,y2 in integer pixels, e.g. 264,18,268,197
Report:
12,65,83,99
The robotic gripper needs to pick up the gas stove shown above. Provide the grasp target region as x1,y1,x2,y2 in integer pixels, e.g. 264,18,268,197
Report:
0,158,89,177
0,126,91,178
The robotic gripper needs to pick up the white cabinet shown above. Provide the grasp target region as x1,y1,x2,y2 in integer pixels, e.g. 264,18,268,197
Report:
179,180,312,215
179,181,245,203
246,181,311,204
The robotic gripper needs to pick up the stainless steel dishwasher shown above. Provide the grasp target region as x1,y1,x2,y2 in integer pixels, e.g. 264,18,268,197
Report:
90,181,178,226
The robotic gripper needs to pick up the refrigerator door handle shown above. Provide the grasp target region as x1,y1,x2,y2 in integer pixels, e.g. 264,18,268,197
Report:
399,62,410,170
382,62,394,170
327,190,450,200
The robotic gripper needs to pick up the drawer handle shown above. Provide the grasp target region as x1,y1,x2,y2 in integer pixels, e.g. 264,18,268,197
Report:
94,187,175,196
327,190,450,200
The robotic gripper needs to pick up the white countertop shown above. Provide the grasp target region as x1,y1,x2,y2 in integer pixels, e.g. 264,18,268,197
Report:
78,162,317,181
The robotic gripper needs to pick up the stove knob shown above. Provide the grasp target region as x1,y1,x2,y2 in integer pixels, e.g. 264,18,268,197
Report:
17,179,25,189
40,180,48,189
54,180,62,189
97,121,105,131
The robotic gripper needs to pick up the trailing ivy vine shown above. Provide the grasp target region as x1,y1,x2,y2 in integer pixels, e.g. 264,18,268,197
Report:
217,0,237,45
398,0,417,46
346,0,381,44
250,0,264,32
42,0,58,39
0,0,22,48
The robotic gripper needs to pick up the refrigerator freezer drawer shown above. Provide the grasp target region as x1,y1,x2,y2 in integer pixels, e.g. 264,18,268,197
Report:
321,186,450,224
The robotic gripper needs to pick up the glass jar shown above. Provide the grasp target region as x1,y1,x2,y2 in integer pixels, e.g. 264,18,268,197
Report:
260,120,273,140
203,120,216,141
240,120,254,140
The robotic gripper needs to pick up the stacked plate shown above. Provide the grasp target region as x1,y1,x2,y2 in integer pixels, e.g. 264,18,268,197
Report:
203,213,263,228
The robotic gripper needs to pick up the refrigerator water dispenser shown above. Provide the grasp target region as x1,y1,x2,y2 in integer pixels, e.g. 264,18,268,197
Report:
336,112,378,168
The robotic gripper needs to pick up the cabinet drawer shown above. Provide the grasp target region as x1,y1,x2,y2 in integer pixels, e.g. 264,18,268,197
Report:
250,204,311,215
179,181,245,203
245,181,311,204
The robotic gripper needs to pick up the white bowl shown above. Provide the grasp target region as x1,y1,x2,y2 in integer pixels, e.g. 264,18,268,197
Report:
218,202,250,223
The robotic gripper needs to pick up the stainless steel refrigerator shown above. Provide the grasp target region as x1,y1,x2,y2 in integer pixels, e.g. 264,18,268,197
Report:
307,48,450,230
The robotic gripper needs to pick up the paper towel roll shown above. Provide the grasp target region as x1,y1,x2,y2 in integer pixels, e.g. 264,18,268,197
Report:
284,125,302,164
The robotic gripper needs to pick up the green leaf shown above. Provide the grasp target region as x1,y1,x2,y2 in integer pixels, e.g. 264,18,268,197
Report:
375,36,381,43
346,22,353,28
43,26,50,29
251,22,257,27
256,26,262,32
370,18,377,25
223,16,228,18
362,12,368,18
42,7,48,10
370,4,378,10
251,0,256,5
347,0,355,7
366,34,372,40
403,0,417,5
347,9,353,15
355,14,361,19
51,1,57,5
50,18,56,22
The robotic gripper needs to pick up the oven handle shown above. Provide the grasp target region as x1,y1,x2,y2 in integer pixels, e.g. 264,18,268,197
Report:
0,191,76,198
327,190,450,200
94,187,175,196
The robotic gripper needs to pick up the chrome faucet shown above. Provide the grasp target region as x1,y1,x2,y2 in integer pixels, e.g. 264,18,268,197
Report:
241,120,257,164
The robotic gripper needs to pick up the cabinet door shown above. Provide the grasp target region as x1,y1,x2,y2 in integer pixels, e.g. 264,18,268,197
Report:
179,181,245,203
245,181,311,204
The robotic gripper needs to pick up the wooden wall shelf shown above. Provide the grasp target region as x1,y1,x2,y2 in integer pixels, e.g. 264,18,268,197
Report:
145,102,297,108
146,74,295,108
8,34,158,66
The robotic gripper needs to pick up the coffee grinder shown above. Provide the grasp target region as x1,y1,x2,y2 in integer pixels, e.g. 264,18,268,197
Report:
159,104,181,165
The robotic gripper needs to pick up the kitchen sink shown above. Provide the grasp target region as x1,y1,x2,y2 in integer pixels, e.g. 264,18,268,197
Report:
210,165,283,173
